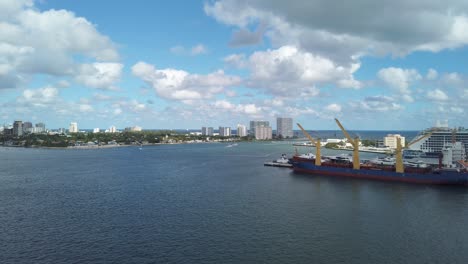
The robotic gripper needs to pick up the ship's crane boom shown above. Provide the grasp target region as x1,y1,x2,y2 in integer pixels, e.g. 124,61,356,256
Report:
334,118,360,170
297,123,321,166
395,132,433,173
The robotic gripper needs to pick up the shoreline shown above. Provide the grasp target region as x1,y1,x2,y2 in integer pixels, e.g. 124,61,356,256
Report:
0,141,226,150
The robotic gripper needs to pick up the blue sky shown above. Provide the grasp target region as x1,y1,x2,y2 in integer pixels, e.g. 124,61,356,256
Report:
1,0,468,130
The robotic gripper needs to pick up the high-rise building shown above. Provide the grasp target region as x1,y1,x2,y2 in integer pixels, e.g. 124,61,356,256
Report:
255,125,272,140
124,126,142,132
35,123,46,134
93,128,100,133
22,122,33,134
250,120,269,135
277,117,293,138
13,121,23,137
237,124,247,137
384,134,405,149
202,127,214,136
219,126,231,137
69,122,78,133
108,125,117,133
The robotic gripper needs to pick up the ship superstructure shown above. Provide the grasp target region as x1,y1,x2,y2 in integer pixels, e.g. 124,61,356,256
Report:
408,127,468,157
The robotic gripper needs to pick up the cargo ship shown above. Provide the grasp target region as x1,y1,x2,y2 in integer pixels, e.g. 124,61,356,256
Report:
293,120,468,185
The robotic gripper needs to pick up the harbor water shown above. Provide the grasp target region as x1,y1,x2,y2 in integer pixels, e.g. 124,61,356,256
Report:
1,140,468,263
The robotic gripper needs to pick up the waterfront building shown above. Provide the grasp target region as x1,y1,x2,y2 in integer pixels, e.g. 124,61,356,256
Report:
69,122,78,133
22,122,33,134
13,121,23,137
35,123,46,134
108,126,117,133
384,134,405,149
276,117,293,138
124,126,142,132
202,127,214,136
219,126,231,137
237,124,247,137
93,128,100,133
250,120,269,135
255,125,272,140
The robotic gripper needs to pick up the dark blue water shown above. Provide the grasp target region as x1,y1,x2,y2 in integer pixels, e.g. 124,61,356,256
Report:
1,142,468,263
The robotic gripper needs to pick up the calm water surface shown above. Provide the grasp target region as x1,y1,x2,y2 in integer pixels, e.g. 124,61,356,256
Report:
1,142,468,263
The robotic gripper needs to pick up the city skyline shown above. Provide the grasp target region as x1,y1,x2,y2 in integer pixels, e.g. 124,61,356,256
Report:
1,1,468,130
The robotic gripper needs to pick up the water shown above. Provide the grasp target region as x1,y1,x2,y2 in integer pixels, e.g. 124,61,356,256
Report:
1,142,468,263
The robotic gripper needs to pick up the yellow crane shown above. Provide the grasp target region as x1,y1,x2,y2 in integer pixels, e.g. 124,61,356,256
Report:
335,118,360,170
395,131,433,173
296,123,321,166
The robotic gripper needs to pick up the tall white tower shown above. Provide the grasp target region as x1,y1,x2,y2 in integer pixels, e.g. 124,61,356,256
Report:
69,122,78,133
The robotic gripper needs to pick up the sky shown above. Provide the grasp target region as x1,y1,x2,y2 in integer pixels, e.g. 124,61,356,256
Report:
1,0,468,130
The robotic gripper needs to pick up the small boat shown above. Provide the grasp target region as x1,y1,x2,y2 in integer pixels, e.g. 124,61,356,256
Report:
264,154,293,168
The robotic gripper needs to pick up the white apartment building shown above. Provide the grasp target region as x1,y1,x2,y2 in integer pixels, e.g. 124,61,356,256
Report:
255,125,272,140
219,126,231,137
237,124,247,137
69,122,78,133
384,134,405,149
277,117,293,138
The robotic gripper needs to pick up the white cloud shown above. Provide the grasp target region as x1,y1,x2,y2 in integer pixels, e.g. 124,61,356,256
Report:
378,67,421,94
18,86,59,106
427,89,449,101
205,0,468,59
325,103,342,113
223,53,246,68
169,45,185,55
132,61,241,102
191,44,207,55
79,104,94,113
350,96,403,112
450,106,464,113
212,100,263,115
243,45,361,97
0,1,119,89
426,68,438,80
75,63,123,90
442,72,463,87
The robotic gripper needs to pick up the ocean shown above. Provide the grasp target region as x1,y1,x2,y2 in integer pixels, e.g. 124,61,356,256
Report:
1,140,468,263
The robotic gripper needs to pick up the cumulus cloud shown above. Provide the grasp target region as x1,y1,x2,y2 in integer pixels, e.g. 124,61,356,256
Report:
229,23,266,47
442,72,464,87
325,103,342,113
205,0,468,60
191,44,207,55
242,45,361,97
350,95,403,112
212,100,263,116
426,68,438,80
17,86,59,107
0,1,119,89
223,53,247,68
75,63,123,90
427,89,449,101
378,67,421,93
79,104,94,113
132,61,241,102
